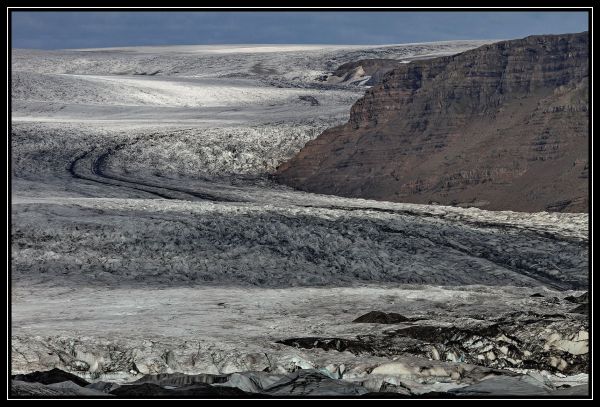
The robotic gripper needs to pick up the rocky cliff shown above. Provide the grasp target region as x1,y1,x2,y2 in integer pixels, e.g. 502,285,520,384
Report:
276,32,589,213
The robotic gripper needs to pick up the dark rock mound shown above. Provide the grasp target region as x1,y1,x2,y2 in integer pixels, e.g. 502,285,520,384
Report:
175,384,252,397
110,382,250,397
263,370,368,396
47,380,110,396
110,383,178,397
132,372,229,387
12,368,89,387
298,95,320,106
11,379,110,397
86,381,121,393
353,311,411,324
565,292,588,304
570,303,589,314
361,391,411,398
361,391,458,398
11,381,63,397
551,384,589,396
449,375,552,396
530,293,545,298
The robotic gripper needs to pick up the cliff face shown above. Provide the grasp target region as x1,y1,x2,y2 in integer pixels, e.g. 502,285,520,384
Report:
327,58,406,85
276,32,589,213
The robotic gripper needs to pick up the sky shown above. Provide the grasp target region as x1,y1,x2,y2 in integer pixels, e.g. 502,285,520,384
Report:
11,11,589,50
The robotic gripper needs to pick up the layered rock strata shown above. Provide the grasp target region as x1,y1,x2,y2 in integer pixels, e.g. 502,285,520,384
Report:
277,32,589,213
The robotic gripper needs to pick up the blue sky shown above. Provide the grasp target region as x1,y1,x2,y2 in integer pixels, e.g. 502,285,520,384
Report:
11,11,589,50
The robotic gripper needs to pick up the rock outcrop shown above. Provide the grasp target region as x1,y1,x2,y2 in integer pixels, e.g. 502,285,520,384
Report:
353,311,412,324
324,58,406,86
12,368,90,387
276,32,589,213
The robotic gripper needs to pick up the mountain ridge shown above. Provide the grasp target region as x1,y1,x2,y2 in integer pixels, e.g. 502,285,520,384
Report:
276,32,589,213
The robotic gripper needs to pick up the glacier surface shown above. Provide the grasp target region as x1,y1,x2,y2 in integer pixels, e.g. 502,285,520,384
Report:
11,42,588,395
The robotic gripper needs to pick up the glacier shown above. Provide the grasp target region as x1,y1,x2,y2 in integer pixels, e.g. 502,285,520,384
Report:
10,41,588,396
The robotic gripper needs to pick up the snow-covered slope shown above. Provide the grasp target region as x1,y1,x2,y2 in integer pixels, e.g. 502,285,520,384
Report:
13,41,490,77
